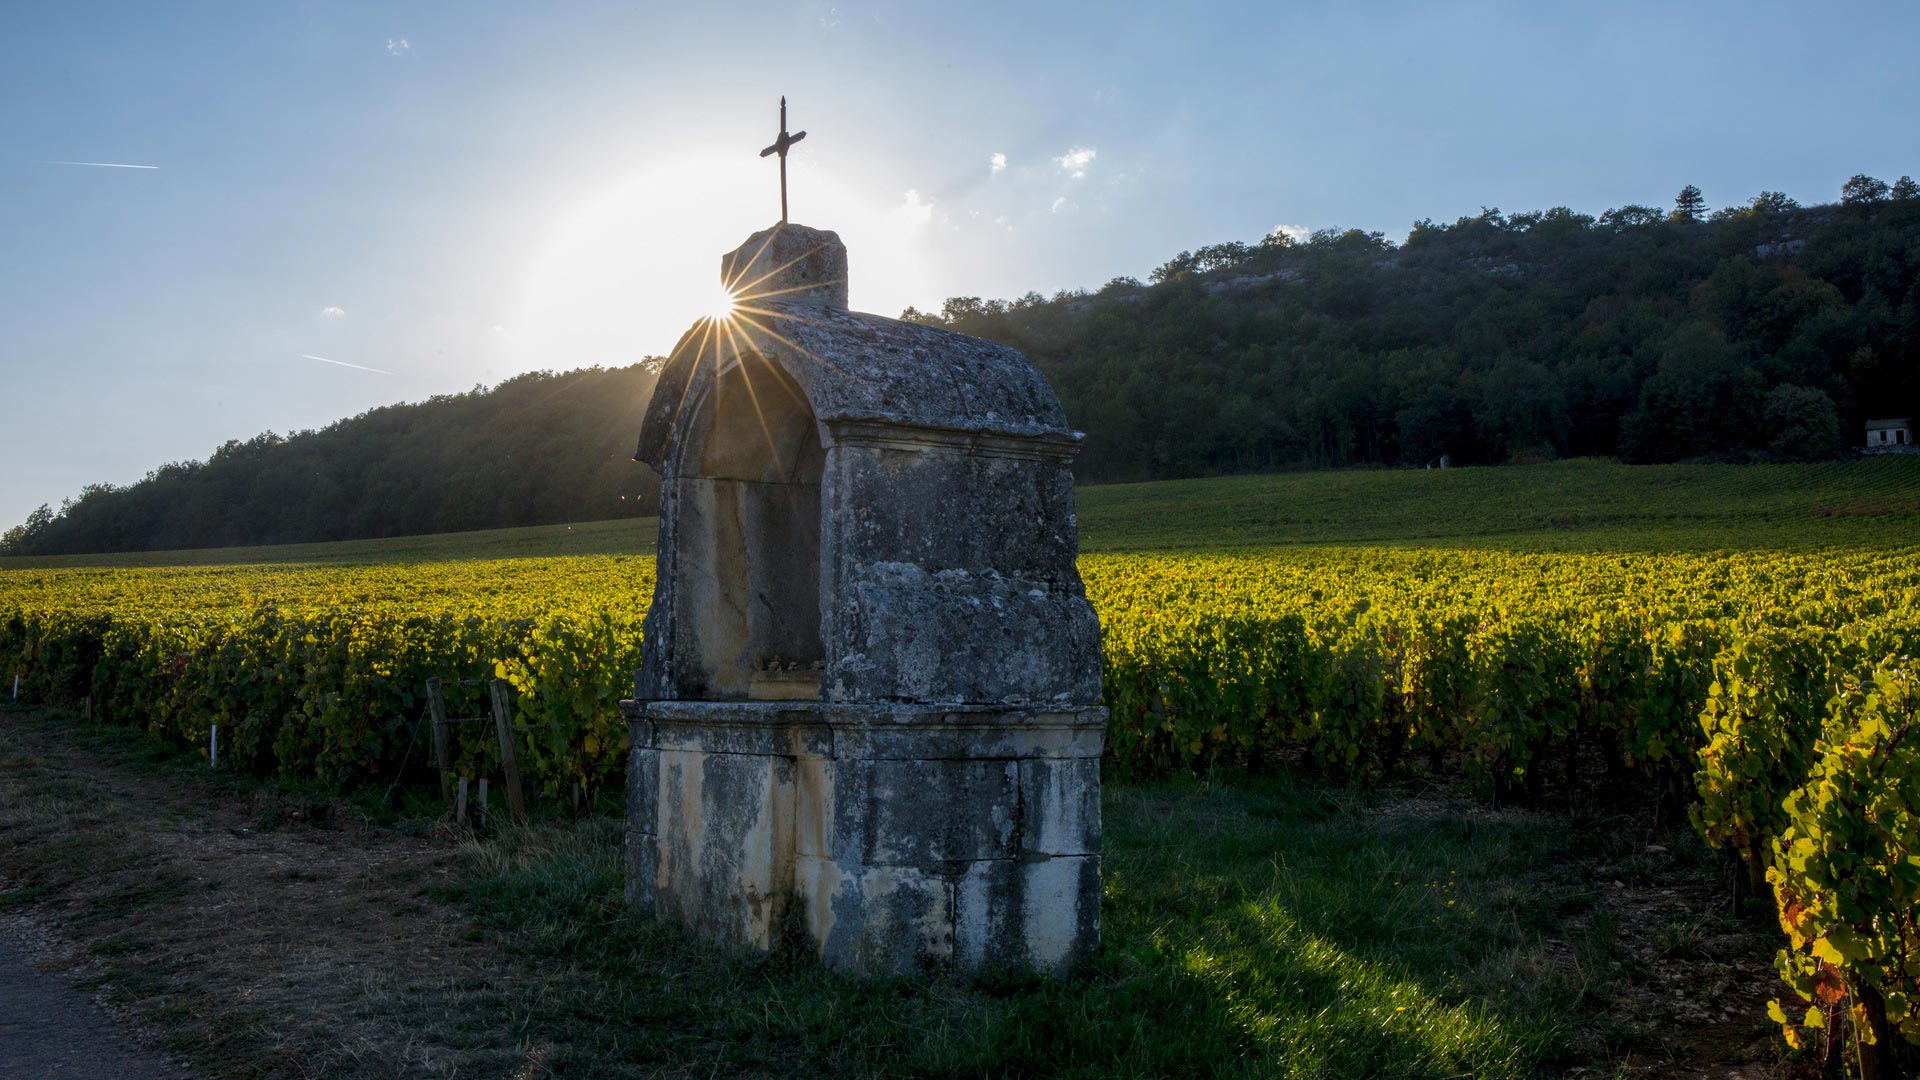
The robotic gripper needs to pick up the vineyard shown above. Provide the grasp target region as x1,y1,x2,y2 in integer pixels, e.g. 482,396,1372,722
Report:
3,458,1920,1072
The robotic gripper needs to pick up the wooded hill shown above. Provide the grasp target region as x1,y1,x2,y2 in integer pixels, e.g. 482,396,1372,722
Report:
910,179,1920,482
7,177,1919,555
5,366,662,556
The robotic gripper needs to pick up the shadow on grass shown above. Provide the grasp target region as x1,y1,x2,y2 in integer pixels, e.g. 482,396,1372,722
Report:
448,777,1640,1079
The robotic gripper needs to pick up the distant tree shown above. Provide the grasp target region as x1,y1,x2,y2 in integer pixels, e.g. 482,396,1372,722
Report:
1099,275,1143,293
1477,359,1567,460
1893,175,1920,201
1509,206,1595,244
939,296,1003,322
1709,191,1801,223
1404,217,1445,247
1148,251,1200,284
1619,323,1762,462
1762,384,1843,460
1148,242,1257,284
1397,384,1474,465
0,504,53,554
1191,242,1255,273
1600,204,1665,230
1259,228,1299,252
1672,185,1707,222
1308,228,1391,253
1842,174,1890,206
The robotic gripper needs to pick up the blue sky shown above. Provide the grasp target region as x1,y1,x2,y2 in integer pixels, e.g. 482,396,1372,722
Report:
3,1,1916,529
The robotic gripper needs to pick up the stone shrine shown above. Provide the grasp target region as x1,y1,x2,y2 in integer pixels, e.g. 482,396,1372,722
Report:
620,222,1105,976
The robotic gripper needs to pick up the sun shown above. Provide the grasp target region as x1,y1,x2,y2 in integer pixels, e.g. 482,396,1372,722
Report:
509,152,937,374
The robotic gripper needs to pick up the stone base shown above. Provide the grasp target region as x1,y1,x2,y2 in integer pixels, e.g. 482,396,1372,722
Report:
620,700,1105,978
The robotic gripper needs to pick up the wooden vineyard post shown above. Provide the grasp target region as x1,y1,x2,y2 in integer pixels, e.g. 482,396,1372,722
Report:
456,775,469,825
426,677,453,804
477,777,490,825
489,679,527,826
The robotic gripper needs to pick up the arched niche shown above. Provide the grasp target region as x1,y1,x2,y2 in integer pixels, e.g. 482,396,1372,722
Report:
673,350,825,700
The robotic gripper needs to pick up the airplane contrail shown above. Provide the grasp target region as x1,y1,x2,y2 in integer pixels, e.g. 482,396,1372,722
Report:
40,160,159,169
301,353,393,376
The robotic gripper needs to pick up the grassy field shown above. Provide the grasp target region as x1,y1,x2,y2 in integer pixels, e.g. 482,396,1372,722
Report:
1077,455,1920,551
0,516,653,569
5,456,1917,570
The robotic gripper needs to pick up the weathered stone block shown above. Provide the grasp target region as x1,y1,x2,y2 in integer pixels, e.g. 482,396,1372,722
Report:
653,748,796,951
649,709,831,757
852,706,1106,761
625,736,659,833
719,223,849,311
1018,757,1101,857
823,438,1082,578
862,758,1018,867
814,863,955,977
625,828,657,912
829,562,1101,705
793,755,834,859
953,855,1101,977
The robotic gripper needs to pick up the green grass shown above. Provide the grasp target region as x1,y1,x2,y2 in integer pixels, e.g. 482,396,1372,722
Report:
0,516,655,569
6,457,1916,571
1076,456,1920,552
444,781,1734,1078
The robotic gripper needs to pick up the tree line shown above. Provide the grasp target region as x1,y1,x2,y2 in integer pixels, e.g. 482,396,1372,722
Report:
906,174,1920,480
4,365,662,556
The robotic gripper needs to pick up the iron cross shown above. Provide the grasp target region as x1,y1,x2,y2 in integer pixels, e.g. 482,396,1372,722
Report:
759,96,807,223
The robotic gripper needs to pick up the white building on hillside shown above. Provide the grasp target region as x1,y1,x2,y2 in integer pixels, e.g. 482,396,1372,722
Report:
1865,418,1913,453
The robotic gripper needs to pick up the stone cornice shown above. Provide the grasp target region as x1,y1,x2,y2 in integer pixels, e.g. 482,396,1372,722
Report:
820,419,1083,462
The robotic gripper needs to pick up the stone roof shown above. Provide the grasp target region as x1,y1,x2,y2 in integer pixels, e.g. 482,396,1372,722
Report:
635,223,1076,470
1865,417,1912,430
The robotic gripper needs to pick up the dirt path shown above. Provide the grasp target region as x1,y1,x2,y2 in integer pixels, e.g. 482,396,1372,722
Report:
0,924,189,1078
0,710,550,1078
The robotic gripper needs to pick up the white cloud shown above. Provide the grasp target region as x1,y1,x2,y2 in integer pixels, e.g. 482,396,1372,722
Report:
1271,223,1310,243
386,37,411,56
1050,196,1070,214
320,305,346,318
890,189,934,231
1053,147,1096,179
989,152,1007,174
